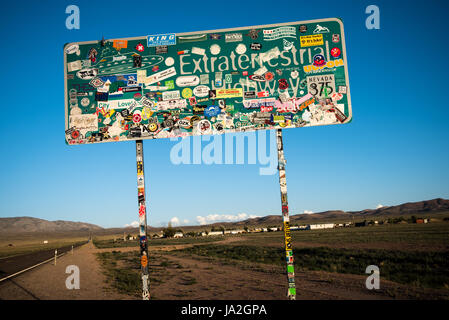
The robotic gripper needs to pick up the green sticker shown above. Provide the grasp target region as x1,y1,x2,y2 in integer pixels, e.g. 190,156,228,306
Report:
287,265,295,273
165,80,175,90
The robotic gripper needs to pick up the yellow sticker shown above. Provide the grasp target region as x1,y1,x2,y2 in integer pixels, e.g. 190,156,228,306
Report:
182,88,193,99
148,123,158,132
141,107,153,120
299,34,323,47
215,88,243,99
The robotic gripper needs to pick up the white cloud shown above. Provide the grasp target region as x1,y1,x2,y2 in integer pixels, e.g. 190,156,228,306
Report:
195,213,260,225
124,221,139,228
303,210,314,214
169,217,181,227
183,219,189,224
376,204,384,209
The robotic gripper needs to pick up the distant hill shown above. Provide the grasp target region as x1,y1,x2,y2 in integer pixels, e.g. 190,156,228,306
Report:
2,199,448,235
193,198,449,229
0,217,103,234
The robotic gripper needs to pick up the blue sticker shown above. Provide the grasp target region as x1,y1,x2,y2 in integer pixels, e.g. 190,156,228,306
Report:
147,34,176,47
204,105,221,117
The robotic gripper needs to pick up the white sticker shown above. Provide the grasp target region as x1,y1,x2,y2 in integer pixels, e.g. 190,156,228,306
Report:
165,57,175,66
193,85,210,98
97,99,136,110
162,90,180,101
235,43,247,55
338,86,347,94
89,78,104,88
157,99,187,110
65,44,80,55
67,61,82,72
80,97,90,107
176,75,200,87
263,27,296,41
330,92,343,101
69,114,98,131
307,74,336,98
197,119,212,134
144,67,177,85
137,70,147,83
191,47,206,56
140,97,155,108
291,70,299,79
76,68,99,80
145,85,169,91
260,47,281,63
254,66,268,76
210,44,221,55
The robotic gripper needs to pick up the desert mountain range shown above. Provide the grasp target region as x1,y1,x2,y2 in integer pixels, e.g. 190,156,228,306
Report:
1,198,448,234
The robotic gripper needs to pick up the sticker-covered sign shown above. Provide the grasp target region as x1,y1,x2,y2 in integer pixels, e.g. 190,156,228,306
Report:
64,18,352,145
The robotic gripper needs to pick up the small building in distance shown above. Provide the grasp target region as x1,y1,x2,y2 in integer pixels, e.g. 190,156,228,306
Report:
208,231,224,236
307,223,335,230
173,232,184,238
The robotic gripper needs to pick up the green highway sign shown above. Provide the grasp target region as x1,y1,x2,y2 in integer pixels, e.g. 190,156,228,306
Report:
64,18,352,145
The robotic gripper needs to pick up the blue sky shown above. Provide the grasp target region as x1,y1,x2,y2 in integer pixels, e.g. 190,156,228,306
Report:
0,0,448,228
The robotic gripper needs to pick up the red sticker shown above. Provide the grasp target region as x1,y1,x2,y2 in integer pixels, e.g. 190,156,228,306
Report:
261,106,273,112
133,113,142,123
135,43,145,52
331,47,341,58
278,79,289,90
139,204,146,217
264,72,274,81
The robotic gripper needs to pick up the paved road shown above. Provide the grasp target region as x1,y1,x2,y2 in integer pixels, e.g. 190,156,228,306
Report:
0,242,87,280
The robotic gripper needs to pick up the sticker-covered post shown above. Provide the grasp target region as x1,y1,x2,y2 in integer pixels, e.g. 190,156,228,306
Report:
136,140,150,300
276,129,296,300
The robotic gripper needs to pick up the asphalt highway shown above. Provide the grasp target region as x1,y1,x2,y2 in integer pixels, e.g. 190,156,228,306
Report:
0,242,87,281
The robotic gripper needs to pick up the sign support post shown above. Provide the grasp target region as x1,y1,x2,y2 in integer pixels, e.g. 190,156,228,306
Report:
276,129,296,300
136,140,150,300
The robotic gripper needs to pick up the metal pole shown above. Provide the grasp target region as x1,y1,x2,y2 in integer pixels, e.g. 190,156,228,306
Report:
54,249,57,266
136,140,150,300
276,129,296,300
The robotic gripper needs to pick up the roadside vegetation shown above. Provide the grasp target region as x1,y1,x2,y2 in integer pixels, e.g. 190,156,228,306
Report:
96,250,188,298
93,236,222,249
172,244,449,289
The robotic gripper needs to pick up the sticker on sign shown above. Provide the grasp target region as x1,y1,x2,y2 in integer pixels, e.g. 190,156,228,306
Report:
307,74,336,98
147,34,176,47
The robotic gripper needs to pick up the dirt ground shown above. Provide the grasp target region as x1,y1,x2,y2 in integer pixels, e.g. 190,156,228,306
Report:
0,242,131,300
1,239,448,300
